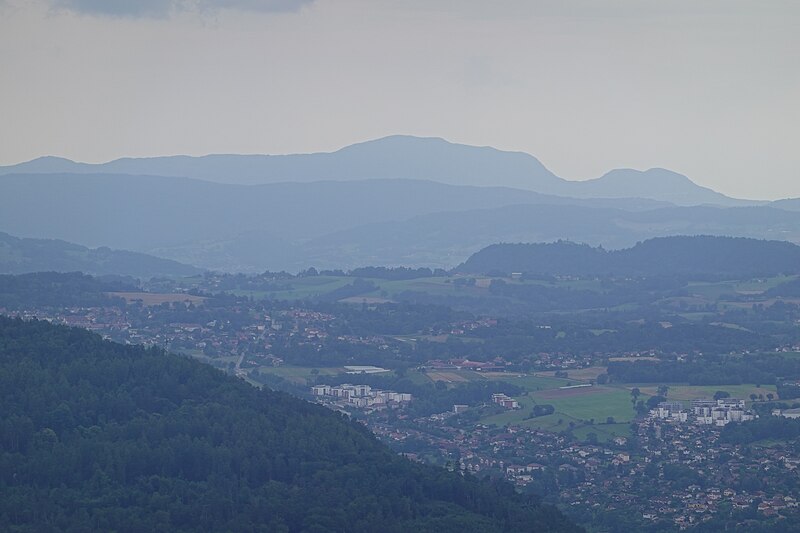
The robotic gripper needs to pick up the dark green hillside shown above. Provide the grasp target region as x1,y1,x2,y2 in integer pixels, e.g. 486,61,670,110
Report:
0,317,580,533
0,271,136,309
458,236,800,278
458,241,604,277
614,235,800,278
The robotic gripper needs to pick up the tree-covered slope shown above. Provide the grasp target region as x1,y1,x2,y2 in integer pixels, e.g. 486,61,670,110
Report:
0,231,201,278
0,316,580,533
0,271,137,309
457,236,800,278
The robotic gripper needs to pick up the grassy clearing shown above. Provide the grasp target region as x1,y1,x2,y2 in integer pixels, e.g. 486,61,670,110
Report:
685,276,795,301
734,275,796,293
258,366,345,385
635,383,777,403
405,370,435,385
514,413,579,432
480,402,535,427
480,383,637,436
376,277,476,297
263,276,353,300
549,279,608,292
686,281,739,300
534,387,637,424
227,278,357,300
752,438,787,448
482,408,631,443
572,423,631,443
426,371,471,383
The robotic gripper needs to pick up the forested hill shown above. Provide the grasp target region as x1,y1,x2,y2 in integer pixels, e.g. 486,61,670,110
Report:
457,236,800,278
0,231,201,278
0,317,580,533
0,271,137,309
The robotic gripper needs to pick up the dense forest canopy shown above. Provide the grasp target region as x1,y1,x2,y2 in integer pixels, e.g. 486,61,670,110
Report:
458,236,800,278
0,317,580,532
0,271,135,309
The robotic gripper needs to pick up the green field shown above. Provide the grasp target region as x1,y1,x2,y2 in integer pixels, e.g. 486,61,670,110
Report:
479,383,639,442
771,351,800,360
231,276,354,300
427,369,640,438
216,274,648,304
418,370,574,391
376,277,469,297
734,275,796,293
476,377,780,443
534,387,637,423
636,383,777,403
258,366,346,384
255,361,776,444
572,423,631,442
405,370,437,385
684,275,794,301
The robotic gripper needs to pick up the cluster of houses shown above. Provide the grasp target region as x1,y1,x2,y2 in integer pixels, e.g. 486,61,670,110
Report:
652,398,757,426
311,383,412,408
491,393,520,409
773,407,800,419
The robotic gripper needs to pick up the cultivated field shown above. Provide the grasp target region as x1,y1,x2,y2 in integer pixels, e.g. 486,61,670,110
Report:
636,383,778,403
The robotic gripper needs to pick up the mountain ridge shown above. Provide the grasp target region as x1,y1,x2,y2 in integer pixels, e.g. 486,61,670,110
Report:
1,173,797,272
0,135,755,207
0,171,672,251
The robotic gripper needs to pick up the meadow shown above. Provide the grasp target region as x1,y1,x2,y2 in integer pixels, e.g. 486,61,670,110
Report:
251,360,776,444
258,365,347,384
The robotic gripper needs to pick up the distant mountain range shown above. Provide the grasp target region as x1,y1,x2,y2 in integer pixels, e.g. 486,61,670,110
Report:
0,231,200,278
1,136,797,272
296,204,800,270
0,171,797,272
457,236,800,278
0,135,756,207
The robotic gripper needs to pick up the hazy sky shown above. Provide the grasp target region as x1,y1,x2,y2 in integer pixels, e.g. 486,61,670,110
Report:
1,0,798,199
